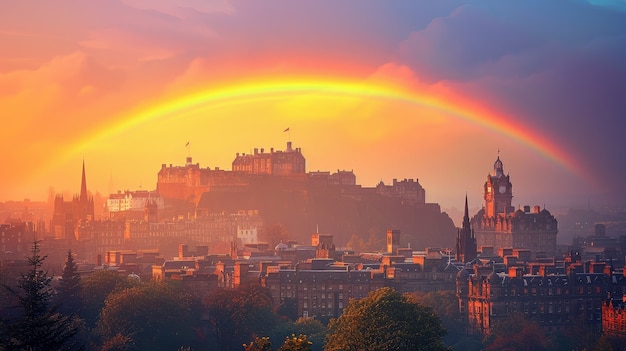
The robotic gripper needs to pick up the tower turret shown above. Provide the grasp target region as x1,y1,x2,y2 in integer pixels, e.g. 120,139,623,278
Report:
493,155,504,178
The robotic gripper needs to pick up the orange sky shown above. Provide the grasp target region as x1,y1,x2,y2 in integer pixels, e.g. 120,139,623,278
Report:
2,0,621,223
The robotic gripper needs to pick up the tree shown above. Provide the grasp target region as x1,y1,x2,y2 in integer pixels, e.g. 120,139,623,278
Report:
278,334,312,351
202,284,278,351
80,269,134,327
0,238,82,350
262,222,288,248
276,296,298,321
243,336,273,351
271,318,327,351
56,249,82,316
325,287,450,351
409,290,476,349
484,312,548,351
96,282,193,351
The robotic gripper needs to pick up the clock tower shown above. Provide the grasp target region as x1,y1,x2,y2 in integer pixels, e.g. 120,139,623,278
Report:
484,154,513,218
472,153,558,257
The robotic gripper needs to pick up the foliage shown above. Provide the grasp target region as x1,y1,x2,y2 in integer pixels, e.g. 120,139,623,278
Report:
99,333,134,351
201,284,278,351
346,229,385,253
325,287,450,351
278,334,312,351
56,249,82,316
271,318,327,351
80,269,134,327
276,296,298,321
0,238,82,351
262,222,289,248
484,312,548,351
592,334,626,351
409,290,469,347
243,336,273,351
96,282,193,351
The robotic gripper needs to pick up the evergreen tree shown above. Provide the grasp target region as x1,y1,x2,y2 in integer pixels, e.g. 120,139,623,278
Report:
0,238,82,351
57,249,82,315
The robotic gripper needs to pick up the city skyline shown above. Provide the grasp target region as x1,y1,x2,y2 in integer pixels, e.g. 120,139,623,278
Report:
2,1,626,215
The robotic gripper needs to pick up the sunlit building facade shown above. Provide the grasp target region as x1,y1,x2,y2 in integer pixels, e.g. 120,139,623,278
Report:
472,155,558,257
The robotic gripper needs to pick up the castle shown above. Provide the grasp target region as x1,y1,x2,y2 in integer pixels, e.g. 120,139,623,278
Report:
155,141,455,248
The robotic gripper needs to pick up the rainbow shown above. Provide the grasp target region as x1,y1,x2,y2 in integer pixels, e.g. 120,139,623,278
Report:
68,76,586,181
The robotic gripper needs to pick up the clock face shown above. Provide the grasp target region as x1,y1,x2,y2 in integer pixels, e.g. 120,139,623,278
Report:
499,185,506,193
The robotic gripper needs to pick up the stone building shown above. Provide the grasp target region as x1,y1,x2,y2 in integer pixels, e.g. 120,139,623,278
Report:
457,258,626,336
602,294,626,337
472,155,558,257
50,161,94,240
456,196,477,263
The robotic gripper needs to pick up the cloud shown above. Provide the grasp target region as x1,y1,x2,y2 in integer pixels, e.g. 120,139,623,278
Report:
388,1,626,200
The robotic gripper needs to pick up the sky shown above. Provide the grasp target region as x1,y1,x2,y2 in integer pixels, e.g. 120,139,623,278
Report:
1,0,625,223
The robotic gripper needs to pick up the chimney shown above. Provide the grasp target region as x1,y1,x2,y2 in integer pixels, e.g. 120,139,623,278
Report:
286,141,293,152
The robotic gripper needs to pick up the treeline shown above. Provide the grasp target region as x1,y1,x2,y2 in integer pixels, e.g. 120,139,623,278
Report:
2,241,625,350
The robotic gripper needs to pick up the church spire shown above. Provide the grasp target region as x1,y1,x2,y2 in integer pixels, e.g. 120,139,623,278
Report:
463,194,471,230
80,160,88,203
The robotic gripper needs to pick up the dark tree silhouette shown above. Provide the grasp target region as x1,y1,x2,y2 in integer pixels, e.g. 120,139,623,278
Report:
96,282,193,351
56,249,82,316
80,269,133,328
484,312,548,351
325,287,450,351
0,238,82,351
202,284,278,351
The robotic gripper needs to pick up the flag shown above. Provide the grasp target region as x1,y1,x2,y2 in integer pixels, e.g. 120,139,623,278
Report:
185,141,190,146
283,128,290,132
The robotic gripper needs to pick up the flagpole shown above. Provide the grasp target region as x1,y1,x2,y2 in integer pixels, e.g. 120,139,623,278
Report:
283,128,291,143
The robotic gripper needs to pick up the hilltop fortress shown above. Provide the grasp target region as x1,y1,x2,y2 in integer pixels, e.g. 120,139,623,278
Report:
156,141,456,247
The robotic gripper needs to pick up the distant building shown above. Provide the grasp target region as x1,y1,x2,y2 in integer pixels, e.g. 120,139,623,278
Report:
457,258,626,336
603,294,626,337
232,142,305,176
50,161,94,240
313,233,336,259
375,178,425,206
237,224,258,245
472,155,558,257
386,229,400,254
106,190,164,220
157,141,457,249
0,221,33,255
308,170,356,187
456,196,477,263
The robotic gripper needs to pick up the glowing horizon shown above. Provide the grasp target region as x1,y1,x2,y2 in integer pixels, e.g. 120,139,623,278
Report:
64,76,589,185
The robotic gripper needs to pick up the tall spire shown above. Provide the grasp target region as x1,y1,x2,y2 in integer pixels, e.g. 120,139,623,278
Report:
80,160,88,202
463,194,471,229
